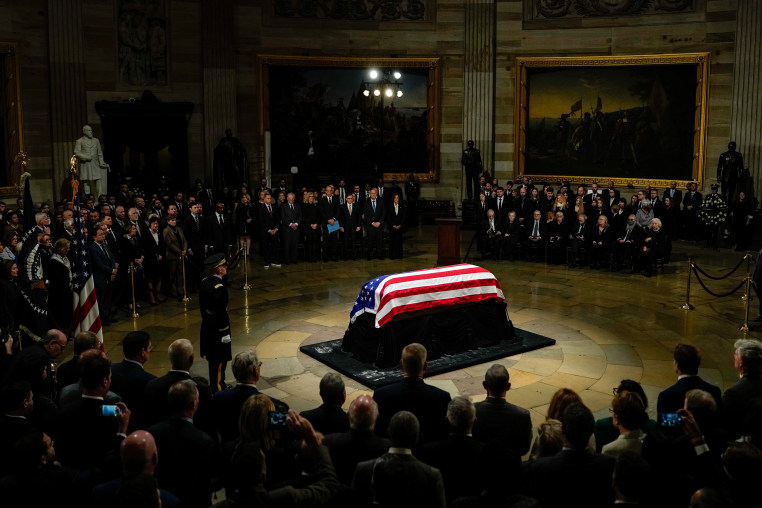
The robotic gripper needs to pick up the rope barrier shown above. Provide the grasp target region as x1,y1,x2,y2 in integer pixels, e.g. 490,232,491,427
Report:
691,254,750,280
691,265,748,298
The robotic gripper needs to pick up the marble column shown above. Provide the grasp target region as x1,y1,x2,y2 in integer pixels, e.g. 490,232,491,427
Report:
202,0,238,184
730,0,762,199
47,0,87,200
462,0,496,177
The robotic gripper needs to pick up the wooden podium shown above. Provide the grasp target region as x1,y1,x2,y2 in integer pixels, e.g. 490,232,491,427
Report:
435,217,462,265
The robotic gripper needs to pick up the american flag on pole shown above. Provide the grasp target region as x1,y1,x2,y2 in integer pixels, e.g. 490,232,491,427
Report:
71,196,103,341
349,264,505,328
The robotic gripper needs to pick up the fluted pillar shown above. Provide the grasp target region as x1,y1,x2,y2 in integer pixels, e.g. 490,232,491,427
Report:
730,0,762,199
462,0,496,177
48,0,87,198
202,0,238,181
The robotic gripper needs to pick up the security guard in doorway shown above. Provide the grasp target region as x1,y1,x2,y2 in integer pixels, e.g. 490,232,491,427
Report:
199,252,232,392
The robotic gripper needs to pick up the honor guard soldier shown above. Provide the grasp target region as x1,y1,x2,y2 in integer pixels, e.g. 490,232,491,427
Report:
200,252,232,392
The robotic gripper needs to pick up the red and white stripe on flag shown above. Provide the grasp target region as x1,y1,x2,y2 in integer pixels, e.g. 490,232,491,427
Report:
72,270,103,342
373,264,504,328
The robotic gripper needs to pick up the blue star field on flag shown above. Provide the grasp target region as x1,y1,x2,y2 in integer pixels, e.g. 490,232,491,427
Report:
349,274,392,322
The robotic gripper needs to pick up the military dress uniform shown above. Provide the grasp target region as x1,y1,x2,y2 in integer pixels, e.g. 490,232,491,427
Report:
199,253,232,392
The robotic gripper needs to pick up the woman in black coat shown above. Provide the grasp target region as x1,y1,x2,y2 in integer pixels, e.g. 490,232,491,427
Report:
546,211,568,265
588,215,613,270
236,193,255,255
141,216,166,305
302,194,321,262
388,194,406,259
46,238,74,331
638,218,666,277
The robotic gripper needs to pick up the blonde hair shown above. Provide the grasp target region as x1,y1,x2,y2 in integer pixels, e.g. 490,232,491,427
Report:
239,394,276,449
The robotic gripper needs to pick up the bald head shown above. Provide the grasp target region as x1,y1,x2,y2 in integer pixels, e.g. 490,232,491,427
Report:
121,430,158,476
168,339,193,371
349,394,378,431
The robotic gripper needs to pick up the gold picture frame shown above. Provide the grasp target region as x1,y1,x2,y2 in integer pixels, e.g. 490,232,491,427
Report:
514,53,710,189
0,42,24,197
257,55,441,184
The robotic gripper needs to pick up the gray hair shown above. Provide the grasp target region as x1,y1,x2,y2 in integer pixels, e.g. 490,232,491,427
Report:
319,372,345,405
168,339,193,370
63,218,74,229
447,396,476,434
35,212,47,225
168,379,199,414
734,338,762,375
651,218,662,228
232,349,261,382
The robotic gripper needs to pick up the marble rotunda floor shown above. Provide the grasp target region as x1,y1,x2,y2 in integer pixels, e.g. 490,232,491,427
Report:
92,224,756,456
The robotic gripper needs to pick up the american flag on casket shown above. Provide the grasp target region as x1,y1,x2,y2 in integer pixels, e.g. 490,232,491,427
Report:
349,264,505,329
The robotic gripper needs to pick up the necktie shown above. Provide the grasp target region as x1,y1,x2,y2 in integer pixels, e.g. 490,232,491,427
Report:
328,197,332,205
219,214,223,225
490,220,494,232
348,204,352,215
290,204,294,212
268,205,272,215
372,200,376,212
533,221,539,237
498,198,502,211
194,215,199,229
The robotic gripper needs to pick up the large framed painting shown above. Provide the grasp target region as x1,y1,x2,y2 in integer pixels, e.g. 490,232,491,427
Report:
258,55,441,185
0,42,24,196
514,53,710,189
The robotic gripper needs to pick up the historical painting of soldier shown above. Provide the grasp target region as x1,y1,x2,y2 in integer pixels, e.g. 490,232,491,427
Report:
74,125,110,198
717,141,745,204
117,0,168,87
462,140,483,200
213,129,248,196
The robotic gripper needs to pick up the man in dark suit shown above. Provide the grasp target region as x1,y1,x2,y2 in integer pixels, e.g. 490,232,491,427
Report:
656,343,723,419
280,192,302,264
300,372,349,435
363,187,386,260
523,403,616,508
143,339,214,436
54,331,99,390
323,394,389,486
339,193,362,260
90,228,117,322
419,396,487,504
0,381,37,477
148,380,218,508
195,180,216,215
722,338,762,439
91,430,183,508
211,348,288,445
54,353,130,470
525,209,547,262
352,411,445,508
203,202,232,256
110,331,157,426
319,184,340,262
377,178,391,206
373,343,451,444
182,202,205,291
662,180,683,206
472,364,532,456
258,193,281,268
567,213,591,267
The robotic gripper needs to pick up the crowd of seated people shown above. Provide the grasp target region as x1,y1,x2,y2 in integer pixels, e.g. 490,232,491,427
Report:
474,178,751,276
1,334,760,508
0,176,422,338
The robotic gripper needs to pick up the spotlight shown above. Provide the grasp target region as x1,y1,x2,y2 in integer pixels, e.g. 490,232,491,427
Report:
385,89,393,97
397,90,403,98
373,89,380,97
363,89,370,97
393,71,401,80
369,70,378,79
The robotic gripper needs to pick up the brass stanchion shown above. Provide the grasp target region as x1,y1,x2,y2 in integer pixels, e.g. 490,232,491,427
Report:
242,249,251,290
680,257,695,310
129,262,139,318
181,255,191,304
739,273,751,331
741,253,751,301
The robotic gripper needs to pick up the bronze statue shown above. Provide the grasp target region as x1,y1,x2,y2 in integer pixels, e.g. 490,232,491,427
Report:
717,141,744,203
461,140,483,200
213,129,248,195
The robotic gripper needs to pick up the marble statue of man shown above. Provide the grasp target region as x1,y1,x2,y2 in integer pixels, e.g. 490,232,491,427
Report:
74,124,110,197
